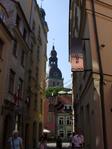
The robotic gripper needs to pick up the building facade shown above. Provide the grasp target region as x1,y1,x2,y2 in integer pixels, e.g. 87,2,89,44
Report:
44,93,73,141
18,0,48,148
0,0,31,148
0,0,48,148
69,0,112,149
56,94,72,141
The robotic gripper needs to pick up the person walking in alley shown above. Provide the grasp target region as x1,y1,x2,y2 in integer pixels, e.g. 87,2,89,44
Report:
69,132,76,149
73,128,84,149
7,130,23,149
56,135,62,149
39,135,47,149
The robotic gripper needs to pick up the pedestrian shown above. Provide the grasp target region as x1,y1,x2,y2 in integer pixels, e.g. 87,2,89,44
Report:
7,130,23,149
70,132,76,149
39,136,47,149
56,135,62,149
73,128,84,149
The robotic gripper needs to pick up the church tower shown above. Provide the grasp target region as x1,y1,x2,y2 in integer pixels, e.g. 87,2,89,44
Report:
46,45,63,88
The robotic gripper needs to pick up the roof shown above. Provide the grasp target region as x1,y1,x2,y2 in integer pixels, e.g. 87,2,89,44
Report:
58,95,72,104
10,0,31,31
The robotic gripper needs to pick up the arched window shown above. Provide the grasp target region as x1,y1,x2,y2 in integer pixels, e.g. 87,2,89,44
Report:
58,116,64,125
0,4,8,22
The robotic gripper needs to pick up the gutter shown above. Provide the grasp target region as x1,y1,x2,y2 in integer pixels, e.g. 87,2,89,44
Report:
91,0,107,148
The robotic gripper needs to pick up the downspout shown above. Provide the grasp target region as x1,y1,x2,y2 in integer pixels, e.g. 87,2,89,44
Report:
91,0,107,149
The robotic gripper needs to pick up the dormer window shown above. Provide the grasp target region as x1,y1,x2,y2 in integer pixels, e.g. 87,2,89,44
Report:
0,4,8,22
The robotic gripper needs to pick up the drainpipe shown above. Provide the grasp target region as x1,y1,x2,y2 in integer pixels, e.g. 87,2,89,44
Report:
91,0,107,149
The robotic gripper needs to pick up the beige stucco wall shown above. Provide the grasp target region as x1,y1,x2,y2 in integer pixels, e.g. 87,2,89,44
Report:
70,1,112,149
87,1,112,149
86,2,112,148
103,78,112,148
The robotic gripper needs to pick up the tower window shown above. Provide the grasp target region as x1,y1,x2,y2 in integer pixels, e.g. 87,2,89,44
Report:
53,81,55,86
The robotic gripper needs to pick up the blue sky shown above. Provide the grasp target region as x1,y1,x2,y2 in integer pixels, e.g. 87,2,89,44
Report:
37,0,72,88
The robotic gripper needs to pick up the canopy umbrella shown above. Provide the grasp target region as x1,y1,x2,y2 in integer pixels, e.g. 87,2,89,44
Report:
43,129,50,133
58,90,67,95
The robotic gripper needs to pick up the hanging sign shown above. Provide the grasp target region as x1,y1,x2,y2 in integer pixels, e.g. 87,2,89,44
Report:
70,37,84,72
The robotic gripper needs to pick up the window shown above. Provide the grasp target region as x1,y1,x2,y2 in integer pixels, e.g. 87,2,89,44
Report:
64,105,72,111
23,28,27,40
66,116,71,125
69,106,72,110
0,38,4,58
9,69,15,94
28,69,31,83
18,78,23,97
59,117,64,125
0,12,6,21
32,21,35,32
21,50,25,66
16,14,20,28
13,40,17,57
0,5,8,22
